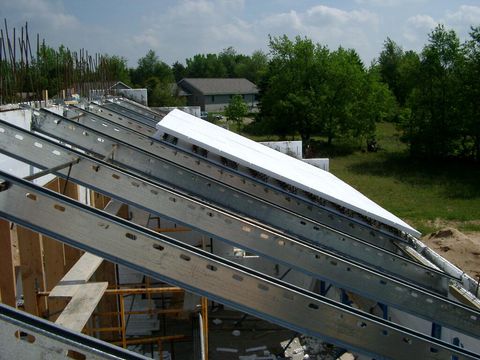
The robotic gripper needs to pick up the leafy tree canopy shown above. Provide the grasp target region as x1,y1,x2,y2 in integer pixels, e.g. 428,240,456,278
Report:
225,94,248,127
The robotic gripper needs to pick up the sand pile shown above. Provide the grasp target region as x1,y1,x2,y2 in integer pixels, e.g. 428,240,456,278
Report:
422,227,480,279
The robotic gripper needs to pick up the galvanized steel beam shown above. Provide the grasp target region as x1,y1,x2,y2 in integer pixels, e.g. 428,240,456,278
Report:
73,104,156,137
0,172,478,360
106,98,166,122
0,303,147,359
80,104,480,296
73,103,410,246
1,120,478,338
34,109,453,294
100,101,159,126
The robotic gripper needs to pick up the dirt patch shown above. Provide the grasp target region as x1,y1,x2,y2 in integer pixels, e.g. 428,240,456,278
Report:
422,227,480,279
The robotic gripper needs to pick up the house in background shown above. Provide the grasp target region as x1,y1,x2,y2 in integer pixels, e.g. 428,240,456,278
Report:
177,78,258,112
89,81,148,106
109,81,148,106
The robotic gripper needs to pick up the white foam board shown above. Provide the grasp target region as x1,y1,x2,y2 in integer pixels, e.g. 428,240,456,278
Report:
156,109,420,237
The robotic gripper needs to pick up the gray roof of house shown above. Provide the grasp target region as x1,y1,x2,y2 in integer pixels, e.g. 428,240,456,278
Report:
178,78,258,95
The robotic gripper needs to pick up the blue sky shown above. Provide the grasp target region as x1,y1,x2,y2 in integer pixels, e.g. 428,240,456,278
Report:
2,0,480,67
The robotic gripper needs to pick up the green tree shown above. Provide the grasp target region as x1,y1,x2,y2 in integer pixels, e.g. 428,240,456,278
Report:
219,47,240,77
234,50,268,84
100,55,131,85
143,77,185,107
259,36,326,145
172,61,186,82
185,53,227,77
225,94,248,128
458,26,480,160
130,50,178,106
396,50,421,109
378,38,404,104
321,47,366,145
183,48,267,84
258,35,385,148
401,24,463,158
130,50,173,86
352,67,397,147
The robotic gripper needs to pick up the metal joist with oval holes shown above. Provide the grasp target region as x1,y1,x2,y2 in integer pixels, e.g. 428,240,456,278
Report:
1,120,479,339
32,108,453,294
100,101,160,127
105,98,167,122
78,102,411,248
0,171,478,360
0,303,148,360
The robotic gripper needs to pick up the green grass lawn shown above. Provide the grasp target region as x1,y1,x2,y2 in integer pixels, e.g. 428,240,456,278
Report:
243,122,480,235
323,123,480,235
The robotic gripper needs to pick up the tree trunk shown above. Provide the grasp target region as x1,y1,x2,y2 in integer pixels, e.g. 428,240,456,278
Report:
301,133,310,156
475,135,480,162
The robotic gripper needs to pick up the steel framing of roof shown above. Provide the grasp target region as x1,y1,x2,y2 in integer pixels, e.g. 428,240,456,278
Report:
0,172,478,360
0,303,147,360
81,102,413,244
52,107,445,289
0,99,478,359
77,101,479,292
1,119,478,339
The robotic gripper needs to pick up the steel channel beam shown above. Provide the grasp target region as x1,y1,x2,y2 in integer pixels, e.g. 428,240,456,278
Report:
67,104,404,254
90,102,410,246
82,105,480,295
1,121,478,338
100,102,159,127
0,304,147,360
106,98,167,122
35,109,453,294
71,105,157,138
0,172,477,360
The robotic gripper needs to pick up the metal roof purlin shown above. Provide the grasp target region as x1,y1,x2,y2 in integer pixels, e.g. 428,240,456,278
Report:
0,171,478,360
31,109,447,291
2,119,480,339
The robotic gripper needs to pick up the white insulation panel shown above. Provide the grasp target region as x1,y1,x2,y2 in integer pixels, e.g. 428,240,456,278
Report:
156,109,420,237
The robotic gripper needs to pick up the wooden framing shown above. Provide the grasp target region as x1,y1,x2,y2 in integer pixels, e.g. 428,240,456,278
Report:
90,191,119,341
55,282,108,331
3,176,195,356
0,219,16,307
16,225,46,316
42,178,68,321
59,178,83,270
201,296,209,359
9,177,83,319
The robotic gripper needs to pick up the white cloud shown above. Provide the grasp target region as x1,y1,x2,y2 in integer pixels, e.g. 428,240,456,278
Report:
403,14,437,44
306,5,378,25
403,5,480,48
132,30,161,49
127,0,257,64
263,5,379,29
262,11,303,30
126,2,381,65
445,5,480,25
407,14,437,29
355,0,428,6
355,0,400,6
260,5,379,61
4,0,80,30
